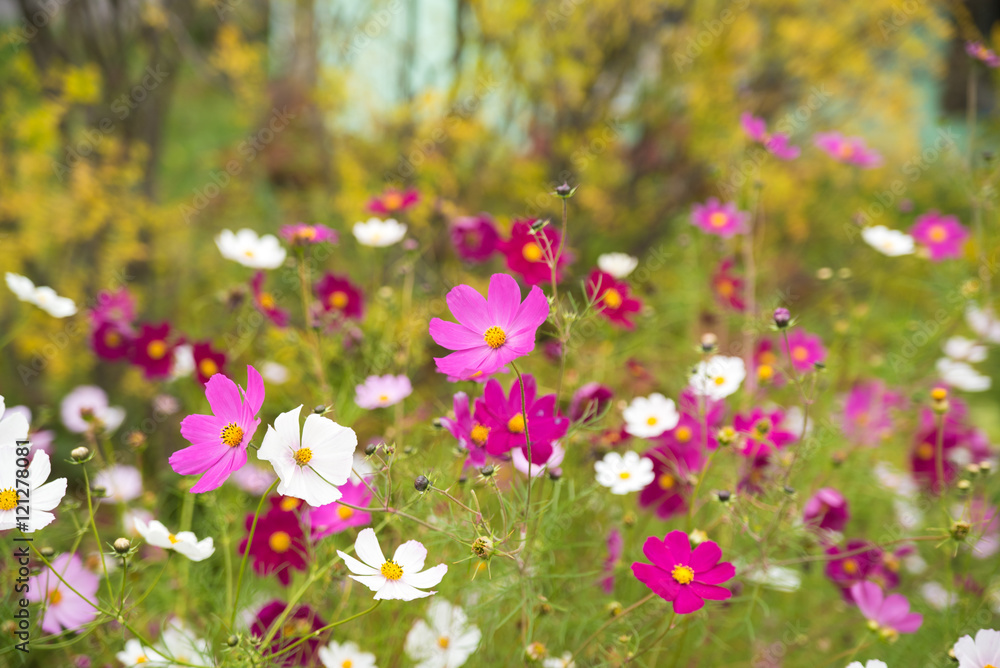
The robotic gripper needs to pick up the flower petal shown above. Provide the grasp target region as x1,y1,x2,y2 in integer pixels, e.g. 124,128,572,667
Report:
672,586,704,614
354,528,385,569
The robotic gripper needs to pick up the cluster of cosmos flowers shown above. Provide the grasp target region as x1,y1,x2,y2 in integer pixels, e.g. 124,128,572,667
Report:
3,63,1000,665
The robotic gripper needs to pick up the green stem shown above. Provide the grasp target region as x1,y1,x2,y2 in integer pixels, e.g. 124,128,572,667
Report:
82,467,115,605
265,600,382,661
230,480,279,627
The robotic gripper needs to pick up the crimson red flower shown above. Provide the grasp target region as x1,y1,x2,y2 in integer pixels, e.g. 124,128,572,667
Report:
498,220,570,285
450,214,500,262
314,273,364,320
632,530,735,614
251,599,326,666
239,499,308,586
127,322,177,379
192,341,226,385
91,321,132,361
251,271,290,327
586,270,642,329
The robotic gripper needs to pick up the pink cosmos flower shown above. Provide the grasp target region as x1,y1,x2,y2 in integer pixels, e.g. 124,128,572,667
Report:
127,322,177,379
367,188,420,215
740,113,800,160
825,541,897,600
26,553,100,634
639,444,703,519
60,386,126,433
911,398,991,493
240,498,309,586
474,374,569,465
782,329,827,373
631,530,735,614
91,321,132,361
355,374,413,409
803,487,850,533
600,529,624,594
712,258,745,311
89,287,135,327
497,220,570,285
966,41,1000,67
251,271,290,327
307,480,372,540
428,273,549,380
733,408,797,457
851,581,923,636
314,273,365,320
910,211,969,261
438,391,490,468
192,341,226,386
691,198,749,238
842,380,904,447
170,365,264,493
279,223,339,246
586,270,642,329
814,132,883,168
450,214,500,262
753,339,785,386
569,383,614,423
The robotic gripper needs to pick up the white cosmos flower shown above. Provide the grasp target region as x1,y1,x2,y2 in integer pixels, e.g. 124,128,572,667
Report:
319,640,378,668
260,361,289,384
543,652,577,668
594,451,655,495
353,217,407,247
622,393,679,438
597,252,638,278
93,464,143,503
846,662,888,668
122,508,154,538
740,564,801,592
689,355,746,400
862,225,915,256
0,443,67,532
953,628,1000,668
944,336,988,363
60,385,126,433
171,344,195,379
0,395,30,448
154,621,213,667
936,358,992,392
966,304,1000,344
337,528,447,601
216,228,287,269
134,518,215,562
921,582,957,610
5,273,77,317
116,638,166,667
257,405,358,507
404,600,481,668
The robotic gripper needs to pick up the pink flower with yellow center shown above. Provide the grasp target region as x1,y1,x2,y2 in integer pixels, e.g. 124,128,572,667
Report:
740,112,800,160
781,329,827,373
251,271,290,327
497,220,570,285
26,553,100,634
814,132,883,168
367,188,420,215
910,211,969,261
966,41,1000,67
192,341,226,386
631,530,735,614
711,258,745,311
690,198,749,238
127,322,177,379
279,222,339,246
307,480,372,540
314,273,365,320
586,269,642,329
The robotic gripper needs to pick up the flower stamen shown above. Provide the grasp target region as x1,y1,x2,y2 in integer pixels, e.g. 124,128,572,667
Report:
380,560,403,581
671,564,695,585
484,326,506,349
220,422,244,448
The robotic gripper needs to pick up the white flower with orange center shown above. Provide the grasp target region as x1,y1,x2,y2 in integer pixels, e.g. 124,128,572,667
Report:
353,217,408,247
116,638,165,667
133,518,215,561
597,252,638,279
319,640,378,668
689,356,746,401
338,528,448,601
216,228,287,269
594,451,655,495
0,438,67,533
861,226,915,257
623,393,680,438
404,599,481,668
953,628,1000,668
258,405,358,507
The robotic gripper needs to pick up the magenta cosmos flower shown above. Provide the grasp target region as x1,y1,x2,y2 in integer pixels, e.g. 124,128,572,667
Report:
306,480,372,540
803,487,850,532
639,443,704,520
851,581,923,637
740,113,800,160
127,322,177,379
170,365,264,493
691,198,749,238
825,540,896,599
842,380,904,447
474,374,569,465
910,211,969,261
240,499,308,586
279,223,339,246
450,214,500,262
814,132,883,168
429,273,549,380
498,220,570,285
355,374,413,409
314,273,364,320
712,258,745,311
192,341,226,386
251,271,290,327
252,600,327,667
367,187,420,215
966,41,1000,67
601,529,624,594
586,270,642,329
733,408,797,457
91,321,132,361
26,553,100,634
438,391,489,468
90,287,135,327
910,398,991,492
782,329,827,373
569,382,614,423
632,530,735,614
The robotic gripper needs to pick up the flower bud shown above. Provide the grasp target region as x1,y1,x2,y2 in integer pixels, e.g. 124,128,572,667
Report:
471,536,494,560
700,332,718,353
554,182,574,198
782,485,796,497
529,219,549,232
414,475,430,492
979,460,992,473
773,307,791,328
227,635,239,648
71,446,90,462
951,520,971,541
957,479,972,493
716,426,737,447
606,601,624,617
40,546,55,558
716,490,732,503
480,464,495,477
966,463,981,476
113,538,131,555
623,511,637,527
364,443,378,456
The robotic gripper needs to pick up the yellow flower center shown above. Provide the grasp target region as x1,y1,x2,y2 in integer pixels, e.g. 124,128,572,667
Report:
105,330,122,347
297,227,318,241
930,387,948,401
438,636,450,649
927,225,947,242
330,291,349,309
658,473,675,490
792,346,809,362
507,414,525,434
293,448,313,466
842,558,858,574
220,422,244,448
341,661,352,668
758,364,774,381
708,212,728,228
470,424,490,445
619,471,631,479
259,292,275,309
383,192,404,210
837,143,854,159
380,560,403,581
671,564,695,585
760,351,777,366
522,242,544,262
916,442,935,460
199,358,219,378
483,325,506,349
337,505,354,520
0,488,17,511
147,340,167,360
280,497,300,511
168,533,179,544
49,589,63,605
675,426,692,443
269,531,292,553
646,416,658,426
244,249,255,258
378,394,390,403
137,657,148,664
714,375,726,386
603,288,623,309
716,279,733,296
